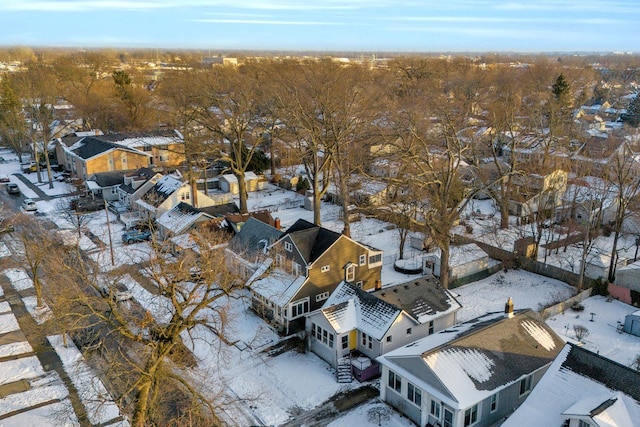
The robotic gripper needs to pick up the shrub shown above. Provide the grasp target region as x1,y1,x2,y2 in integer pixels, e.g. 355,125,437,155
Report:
296,176,310,193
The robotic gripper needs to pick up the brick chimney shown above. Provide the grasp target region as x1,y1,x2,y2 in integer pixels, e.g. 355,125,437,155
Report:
505,297,514,318
274,217,281,230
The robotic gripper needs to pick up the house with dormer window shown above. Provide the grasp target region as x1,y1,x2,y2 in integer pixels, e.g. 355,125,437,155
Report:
378,305,563,427
504,343,640,427
247,219,383,334
306,277,461,383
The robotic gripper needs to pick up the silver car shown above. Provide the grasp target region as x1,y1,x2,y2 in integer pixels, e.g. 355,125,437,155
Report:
21,198,37,212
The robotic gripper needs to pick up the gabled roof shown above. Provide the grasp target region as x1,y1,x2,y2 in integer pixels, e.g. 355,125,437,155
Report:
87,171,125,188
228,217,283,259
142,175,184,206
320,281,402,340
157,202,213,235
503,344,640,427
67,136,149,160
379,309,563,409
282,219,342,264
372,276,461,324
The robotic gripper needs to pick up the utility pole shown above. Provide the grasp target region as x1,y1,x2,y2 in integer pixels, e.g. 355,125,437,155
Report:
104,200,115,266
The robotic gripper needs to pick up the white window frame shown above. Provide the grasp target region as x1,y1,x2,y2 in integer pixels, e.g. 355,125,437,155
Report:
284,241,293,252
430,400,441,419
464,403,479,427
407,382,422,407
368,252,383,267
359,254,366,265
355,280,363,288
388,370,401,393
275,254,284,266
289,298,309,319
519,374,533,396
490,393,498,413
292,261,302,276
346,264,355,282
321,265,330,273
315,291,330,302
406,327,413,335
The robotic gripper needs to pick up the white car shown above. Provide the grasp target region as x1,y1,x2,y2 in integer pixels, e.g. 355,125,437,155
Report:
21,198,37,212
98,279,133,302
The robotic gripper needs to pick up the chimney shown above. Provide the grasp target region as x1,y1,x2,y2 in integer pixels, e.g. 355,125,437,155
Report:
505,297,514,318
274,217,281,230
375,280,382,290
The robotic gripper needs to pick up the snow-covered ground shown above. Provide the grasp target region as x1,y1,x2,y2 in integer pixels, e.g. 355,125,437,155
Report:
2,147,640,426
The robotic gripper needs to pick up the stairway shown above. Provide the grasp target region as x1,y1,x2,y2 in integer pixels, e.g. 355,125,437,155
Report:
337,357,353,383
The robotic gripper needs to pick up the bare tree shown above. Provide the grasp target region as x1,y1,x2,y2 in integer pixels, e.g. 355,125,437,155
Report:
51,229,244,426
573,324,590,342
0,75,28,161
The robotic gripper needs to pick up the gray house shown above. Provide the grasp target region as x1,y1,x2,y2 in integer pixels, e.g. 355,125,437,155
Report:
504,343,640,426
377,305,564,427
306,277,461,382
623,309,640,337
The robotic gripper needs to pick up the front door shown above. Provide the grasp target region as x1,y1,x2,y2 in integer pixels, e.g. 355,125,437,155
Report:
341,335,350,356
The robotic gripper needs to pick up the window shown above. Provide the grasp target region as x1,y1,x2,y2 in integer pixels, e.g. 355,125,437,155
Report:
407,382,421,406
275,254,284,267
341,335,349,350
519,374,532,396
369,253,382,265
315,291,329,302
321,265,330,273
346,264,355,282
443,408,454,427
158,144,169,150
464,404,479,426
292,261,302,276
386,335,392,343
290,299,309,319
361,332,373,349
285,241,293,252
355,281,363,288
359,254,366,265
388,370,401,393
159,154,170,162
311,323,334,348
428,320,434,335
578,421,592,427
406,327,413,335
430,400,441,418
143,145,152,152
490,394,498,413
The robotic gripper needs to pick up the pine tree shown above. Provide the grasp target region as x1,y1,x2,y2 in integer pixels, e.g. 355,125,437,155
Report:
622,94,640,127
552,73,571,105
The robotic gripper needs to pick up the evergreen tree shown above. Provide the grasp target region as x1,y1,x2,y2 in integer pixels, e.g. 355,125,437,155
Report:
622,94,640,127
552,73,571,105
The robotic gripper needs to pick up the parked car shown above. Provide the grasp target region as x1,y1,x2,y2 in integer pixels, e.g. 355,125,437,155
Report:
6,183,20,195
70,197,104,212
21,162,37,173
21,198,37,212
98,280,133,302
0,174,9,183
122,229,152,244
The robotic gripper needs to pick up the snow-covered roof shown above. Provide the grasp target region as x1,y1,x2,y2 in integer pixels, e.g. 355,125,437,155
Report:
504,344,640,427
113,135,181,149
319,281,402,340
251,266,306,307
379,310,563,409
373,276,462,324
157,203,212,235
220,172,259,183
428,243,488,267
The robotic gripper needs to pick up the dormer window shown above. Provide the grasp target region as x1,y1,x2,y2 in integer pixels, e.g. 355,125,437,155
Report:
344,262,355,282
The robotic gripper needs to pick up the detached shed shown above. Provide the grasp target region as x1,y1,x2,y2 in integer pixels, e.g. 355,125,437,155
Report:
219,172,265,194
623,310,640,337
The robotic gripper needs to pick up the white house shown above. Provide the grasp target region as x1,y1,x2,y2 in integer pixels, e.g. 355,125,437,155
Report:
377,305,563,427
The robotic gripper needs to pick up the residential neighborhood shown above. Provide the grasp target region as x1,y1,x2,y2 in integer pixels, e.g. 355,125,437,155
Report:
0,50,640,427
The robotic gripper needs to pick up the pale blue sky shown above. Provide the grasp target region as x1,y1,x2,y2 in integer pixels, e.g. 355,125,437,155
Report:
0,0,638,52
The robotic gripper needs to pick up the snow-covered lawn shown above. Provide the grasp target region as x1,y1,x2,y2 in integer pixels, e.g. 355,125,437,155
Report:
22,295,52,325
0,300,10,313
0,399,79,427
452,269,577,322
0,341,33,358
0,356,46,385
48,334,129,427
328,401,415,427
4,268,34,291
0,241,11,258
546,295,640,368
0,312,20,334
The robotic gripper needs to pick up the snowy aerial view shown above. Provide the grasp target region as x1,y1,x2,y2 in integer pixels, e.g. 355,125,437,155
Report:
1,45,640,427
